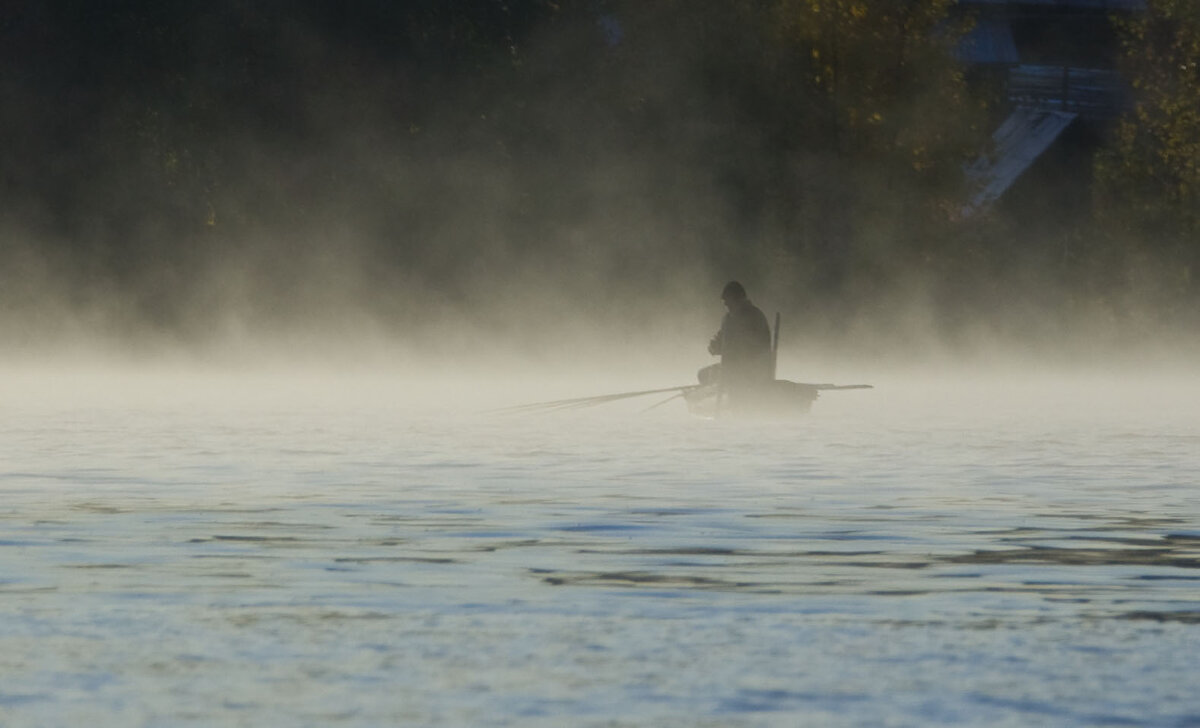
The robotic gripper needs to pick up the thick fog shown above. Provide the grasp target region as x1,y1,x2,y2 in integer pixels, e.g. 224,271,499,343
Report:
1,2,1196,394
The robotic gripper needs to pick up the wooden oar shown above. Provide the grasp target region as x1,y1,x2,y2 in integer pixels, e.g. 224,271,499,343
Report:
491,382,870,415
491,385,699,414
641,391,688,412
809,384,873,390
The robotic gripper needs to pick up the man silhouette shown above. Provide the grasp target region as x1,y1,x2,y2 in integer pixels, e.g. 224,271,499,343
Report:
700,281,773,410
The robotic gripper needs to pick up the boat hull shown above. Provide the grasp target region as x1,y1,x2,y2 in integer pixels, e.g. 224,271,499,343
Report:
683,380,819,419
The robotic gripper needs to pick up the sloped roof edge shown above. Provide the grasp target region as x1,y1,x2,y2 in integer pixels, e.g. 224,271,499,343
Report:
963,106,1079,215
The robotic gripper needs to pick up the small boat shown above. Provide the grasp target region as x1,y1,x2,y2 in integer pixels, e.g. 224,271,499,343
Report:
683,380,824,419
681,312,868,418
495,379,868,418
495,315,870,418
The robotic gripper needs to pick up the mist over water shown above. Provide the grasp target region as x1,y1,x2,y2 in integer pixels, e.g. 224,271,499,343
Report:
4,2,1200,725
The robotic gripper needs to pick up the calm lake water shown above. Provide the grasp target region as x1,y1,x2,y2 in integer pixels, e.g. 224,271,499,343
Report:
2,371,1199,726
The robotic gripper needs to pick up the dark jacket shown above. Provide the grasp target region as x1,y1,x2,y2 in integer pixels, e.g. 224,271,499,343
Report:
708,299,772,389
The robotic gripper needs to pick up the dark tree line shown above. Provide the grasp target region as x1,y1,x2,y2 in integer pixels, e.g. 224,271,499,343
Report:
0,1,1196,345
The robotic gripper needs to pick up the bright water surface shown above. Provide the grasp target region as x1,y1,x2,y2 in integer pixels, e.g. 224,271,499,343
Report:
2,373,1199,726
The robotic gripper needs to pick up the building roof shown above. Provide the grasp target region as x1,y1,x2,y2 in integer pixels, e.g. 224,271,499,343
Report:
963,106,1078,215
1007,65,1125,119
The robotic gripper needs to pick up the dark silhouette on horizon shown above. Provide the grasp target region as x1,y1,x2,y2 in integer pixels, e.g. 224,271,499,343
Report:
699,281,773,411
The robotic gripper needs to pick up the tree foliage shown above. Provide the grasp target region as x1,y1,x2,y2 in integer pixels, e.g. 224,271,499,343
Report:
4,0,1196,341
1095,0,1200,295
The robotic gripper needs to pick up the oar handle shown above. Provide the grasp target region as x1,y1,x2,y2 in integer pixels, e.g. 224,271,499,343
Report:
490,384,700,414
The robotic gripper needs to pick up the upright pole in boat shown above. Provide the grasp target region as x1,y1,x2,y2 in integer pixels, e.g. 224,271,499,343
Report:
771,312,781,380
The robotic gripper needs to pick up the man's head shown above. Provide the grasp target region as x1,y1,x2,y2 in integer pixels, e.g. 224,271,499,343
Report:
721,281,747,306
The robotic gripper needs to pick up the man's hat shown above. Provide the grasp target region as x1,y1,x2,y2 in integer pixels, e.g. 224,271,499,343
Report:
721,281,746,301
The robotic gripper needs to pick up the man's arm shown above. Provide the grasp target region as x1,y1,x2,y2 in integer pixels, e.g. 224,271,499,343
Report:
708,314,728,355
